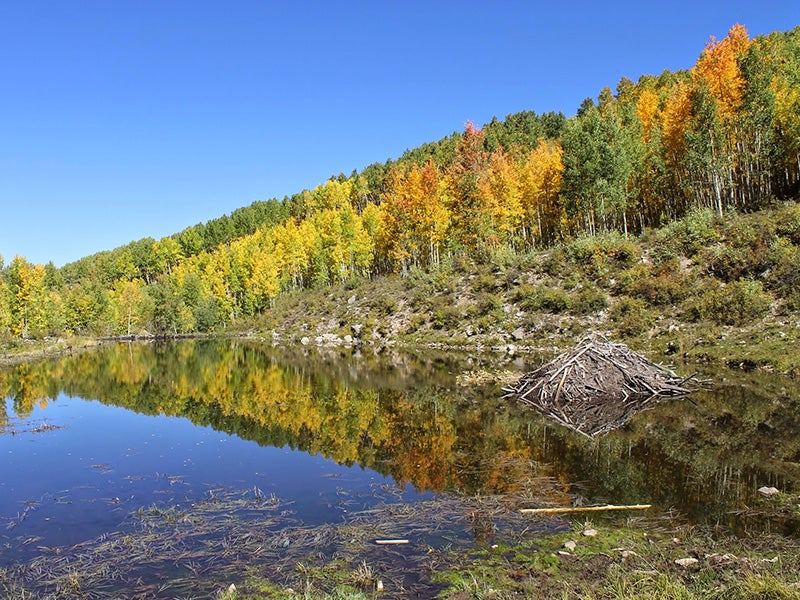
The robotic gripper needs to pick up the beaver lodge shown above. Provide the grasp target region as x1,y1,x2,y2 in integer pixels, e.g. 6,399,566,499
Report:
502,337,699,438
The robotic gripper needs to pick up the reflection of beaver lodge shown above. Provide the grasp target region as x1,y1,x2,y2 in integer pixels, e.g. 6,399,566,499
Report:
502,337,700,438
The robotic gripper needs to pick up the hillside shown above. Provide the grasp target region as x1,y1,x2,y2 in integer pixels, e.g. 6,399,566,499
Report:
1,24,799,367
251,202,800,375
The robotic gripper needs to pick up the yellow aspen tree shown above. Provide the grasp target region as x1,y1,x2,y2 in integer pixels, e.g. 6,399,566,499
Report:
109,278,148,336
518,139,564,245
479,149,523,242
661,81,693,172
413,160,450,267
694,24,751,123
636,89,660,142
378,166,415,270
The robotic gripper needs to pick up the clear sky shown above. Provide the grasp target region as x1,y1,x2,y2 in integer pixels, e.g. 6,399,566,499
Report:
1,1,798,267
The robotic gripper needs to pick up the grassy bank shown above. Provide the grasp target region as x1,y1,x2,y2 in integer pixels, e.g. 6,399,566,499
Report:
0,336,99,369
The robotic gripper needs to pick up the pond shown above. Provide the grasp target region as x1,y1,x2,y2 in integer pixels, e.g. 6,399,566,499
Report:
1,340,799,597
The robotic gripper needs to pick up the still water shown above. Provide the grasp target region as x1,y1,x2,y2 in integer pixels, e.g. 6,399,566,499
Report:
1,339,799,596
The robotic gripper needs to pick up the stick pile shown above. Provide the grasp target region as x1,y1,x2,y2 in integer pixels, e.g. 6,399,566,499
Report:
502,337,697,438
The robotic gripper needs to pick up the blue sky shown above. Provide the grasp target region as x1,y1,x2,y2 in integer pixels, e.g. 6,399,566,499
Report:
1,1,798,267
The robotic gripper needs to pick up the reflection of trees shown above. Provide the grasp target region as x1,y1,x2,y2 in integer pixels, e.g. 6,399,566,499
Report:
1,341,799,525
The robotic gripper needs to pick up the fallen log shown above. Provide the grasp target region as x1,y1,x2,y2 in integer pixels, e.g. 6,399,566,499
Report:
520,503,652,515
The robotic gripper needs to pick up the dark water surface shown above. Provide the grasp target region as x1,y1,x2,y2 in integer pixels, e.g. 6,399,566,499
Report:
1,339,799,596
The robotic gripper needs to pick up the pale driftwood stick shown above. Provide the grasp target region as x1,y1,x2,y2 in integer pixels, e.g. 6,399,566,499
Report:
375,539,409,545
553,367,569,405
520,504,652,515
519,504,652,515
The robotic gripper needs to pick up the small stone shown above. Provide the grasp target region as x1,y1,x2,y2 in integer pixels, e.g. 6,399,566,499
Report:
228,584,236,592
758,486,780,496
300,337,310,345
557,550,572,557
621,550,637,559
348,294,357,305
376,580,384,592
675,557,699,567
343,335,353,344
564,540,577,552
582,528,598,537
511,327,525,341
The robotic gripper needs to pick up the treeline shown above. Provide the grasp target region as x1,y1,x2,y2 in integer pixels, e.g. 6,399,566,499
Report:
1,24,799,339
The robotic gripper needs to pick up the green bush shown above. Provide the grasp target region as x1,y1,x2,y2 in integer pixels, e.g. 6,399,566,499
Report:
511,282,537,304
472,271,499,292
564,232,641,278
626,271,692,307
609,297,655,336
518,286,570,313
569,283,608,315
430,296,460,329
370,295,398,316
774,201,800,244
690,279,772,326
477,293,503,315
658,207,720,257
766,238,800,309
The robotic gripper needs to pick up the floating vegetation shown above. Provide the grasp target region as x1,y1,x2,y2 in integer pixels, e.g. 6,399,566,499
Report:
0,478,562,599
1,419,63,437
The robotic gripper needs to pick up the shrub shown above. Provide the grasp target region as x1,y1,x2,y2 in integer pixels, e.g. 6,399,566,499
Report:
658,207,720,257
370,295,398,316
519,286,570,314
569,283,608,315
774,201,800,244
690,279,772,326
625,270,693,307
564,232,641,278
609,297,655,336
472,271,499,293
766,238,800,309
511,282,537,304
477,293,503,315
430,297,460,329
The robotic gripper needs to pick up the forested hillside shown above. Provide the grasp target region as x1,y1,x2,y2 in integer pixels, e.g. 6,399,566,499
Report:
1,24,798,340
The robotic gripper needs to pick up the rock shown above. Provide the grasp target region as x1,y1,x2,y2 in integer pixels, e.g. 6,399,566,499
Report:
511,327,525,341
564,540,577,551
343,335,354,344
351,323,363,336
465,325,474,337
582,528,598,537
758,486,780,496
505,344,517,355
300,337,310,345
348,294,357,305
675,557,699,567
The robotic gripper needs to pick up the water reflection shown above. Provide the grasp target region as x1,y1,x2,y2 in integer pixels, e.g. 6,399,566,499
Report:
1,339,799,530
